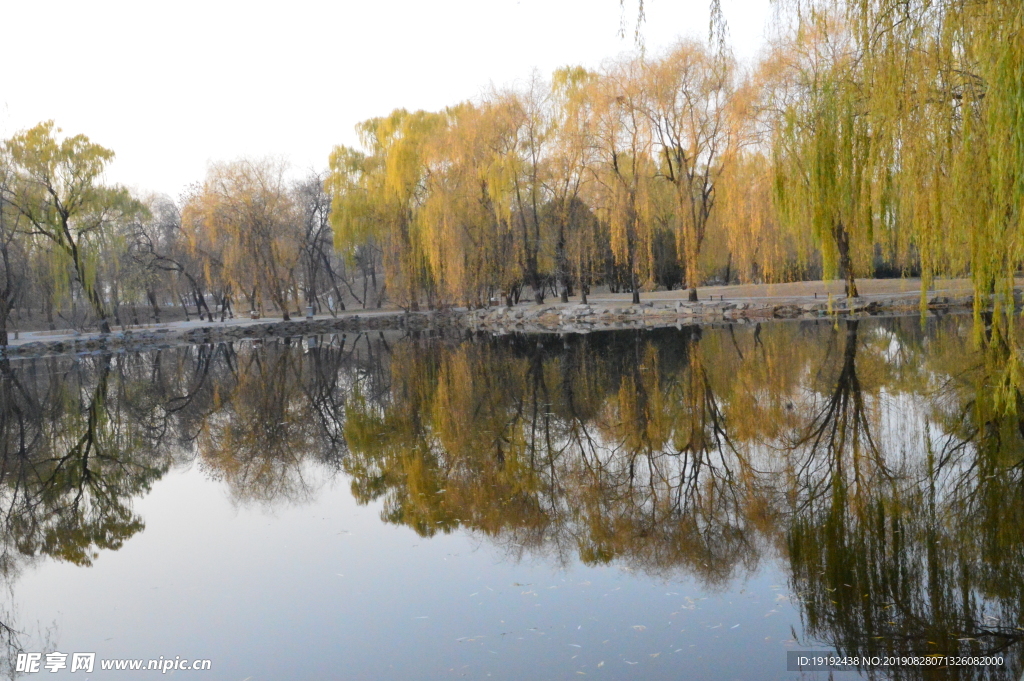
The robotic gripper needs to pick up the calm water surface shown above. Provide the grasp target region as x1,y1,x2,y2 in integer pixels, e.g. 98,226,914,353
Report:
0,316,1021,680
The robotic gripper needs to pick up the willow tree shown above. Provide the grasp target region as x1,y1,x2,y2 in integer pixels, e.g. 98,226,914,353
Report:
767,15,887,300
182,158,301,319
644,40,737,301
417,101,524,307
714,150,805,284
3,121,144,332
328,110,444,310
487,82,552,305
589,56,657,305
548,67,599,303
864,0,1024,337
766,0,1023,398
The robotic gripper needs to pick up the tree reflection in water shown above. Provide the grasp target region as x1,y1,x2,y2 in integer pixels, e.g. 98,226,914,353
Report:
0,318,1019,679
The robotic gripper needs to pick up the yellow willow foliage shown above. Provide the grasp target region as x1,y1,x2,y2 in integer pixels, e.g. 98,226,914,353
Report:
895,1,1024,340
181,158,300,316
715,150,812,283
768,12,891,299
417,107,470,304
551,75,604,283
325,145,376,248
588,57,659,295
643,39,737,296
770,0,1024,403
331,49,832,302
328,110,445,309
3,121,145,323
418,101,524,305
328,97,556,307
485,82,554,302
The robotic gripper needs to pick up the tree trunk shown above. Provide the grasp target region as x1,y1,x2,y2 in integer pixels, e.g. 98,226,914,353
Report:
556,207,569,304
147,289,161,323
835,220,859,298
320,252,345,312
178,293,191,322
688,287,698,302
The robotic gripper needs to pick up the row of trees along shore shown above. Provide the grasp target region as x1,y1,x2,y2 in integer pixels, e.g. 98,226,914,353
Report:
325,0,1023,320
0,127,373,345
0,0,1021,339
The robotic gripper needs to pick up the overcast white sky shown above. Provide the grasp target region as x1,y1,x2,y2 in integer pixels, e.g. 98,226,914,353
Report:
2,0,773,200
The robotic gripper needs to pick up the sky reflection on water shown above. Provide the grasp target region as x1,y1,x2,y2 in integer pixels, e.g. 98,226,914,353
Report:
15,467,807,680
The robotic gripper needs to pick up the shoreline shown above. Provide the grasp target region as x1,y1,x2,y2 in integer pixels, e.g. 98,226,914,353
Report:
0,287,1004,360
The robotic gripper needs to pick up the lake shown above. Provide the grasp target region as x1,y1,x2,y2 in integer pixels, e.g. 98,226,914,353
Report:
0,315,1020,679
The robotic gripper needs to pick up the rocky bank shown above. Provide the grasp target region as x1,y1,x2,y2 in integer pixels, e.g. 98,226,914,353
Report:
0,292,1005,360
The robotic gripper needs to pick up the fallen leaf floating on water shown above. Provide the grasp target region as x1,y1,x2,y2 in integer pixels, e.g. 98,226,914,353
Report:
731,624,740,629
632,625,647,632
597,662,604,668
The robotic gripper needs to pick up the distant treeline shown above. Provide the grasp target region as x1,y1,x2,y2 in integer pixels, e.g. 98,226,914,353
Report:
0,133,377,345
0,0,1020,339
